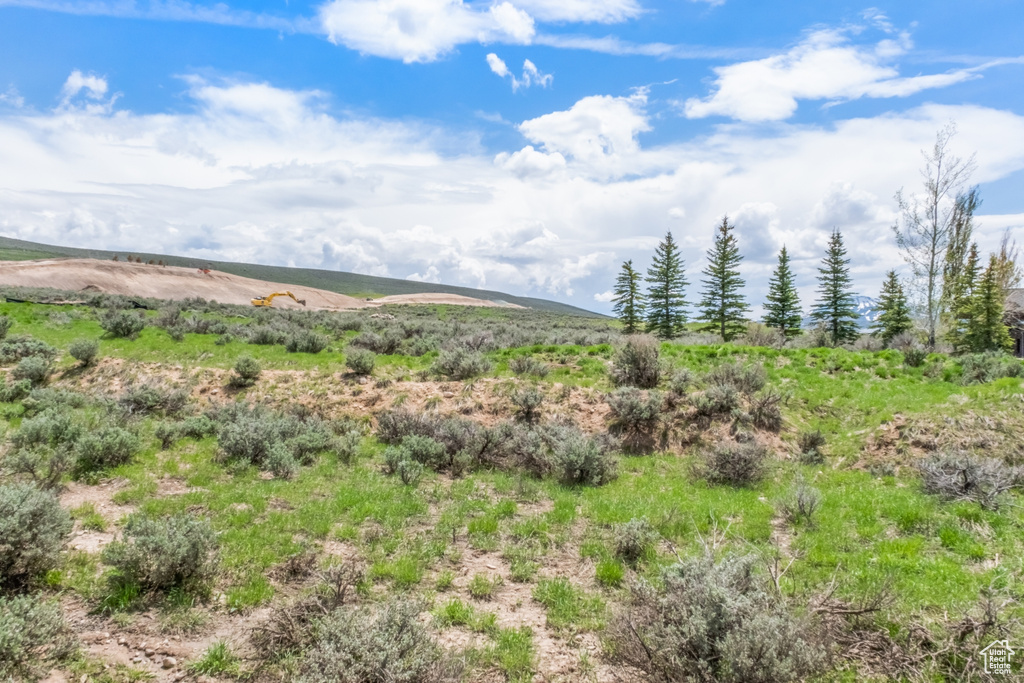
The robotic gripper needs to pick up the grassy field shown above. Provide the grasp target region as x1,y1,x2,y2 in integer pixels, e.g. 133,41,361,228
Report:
1,293,1022,682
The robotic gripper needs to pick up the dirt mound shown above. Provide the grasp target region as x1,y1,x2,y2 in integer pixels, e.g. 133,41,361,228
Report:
0,259,514,310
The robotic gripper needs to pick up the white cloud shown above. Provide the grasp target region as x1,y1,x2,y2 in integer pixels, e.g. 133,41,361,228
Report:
2,74,1024,311
689,0,726,7
486,53,552,91
318,0,535,63
61,70,108,102
407,265,442,283
683,28,1018,121
0,85,24,108
509,0,641,23
593,289,614,302
517,89,649,169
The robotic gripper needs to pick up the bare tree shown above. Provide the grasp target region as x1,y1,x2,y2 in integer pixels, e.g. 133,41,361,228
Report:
892,123,977,347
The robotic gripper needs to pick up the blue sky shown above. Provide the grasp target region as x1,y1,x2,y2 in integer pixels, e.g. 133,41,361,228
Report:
0,0,1022,313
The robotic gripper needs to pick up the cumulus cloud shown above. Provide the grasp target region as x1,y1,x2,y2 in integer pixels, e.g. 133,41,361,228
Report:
486,53,552,91
683,27,1018,121
0,86,24,108
517,89,649,170
2,74,1024,311
593,289,614,302
318,0,535,63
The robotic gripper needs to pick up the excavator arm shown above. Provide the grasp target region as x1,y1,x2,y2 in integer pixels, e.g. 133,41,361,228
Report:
251,291,307,307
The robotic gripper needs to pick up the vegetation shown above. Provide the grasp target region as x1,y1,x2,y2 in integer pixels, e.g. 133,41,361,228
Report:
698,216,749,342
762,246,803,341
872,270,913,345
611,259,645,334
812,229,860,347
645,231,688,339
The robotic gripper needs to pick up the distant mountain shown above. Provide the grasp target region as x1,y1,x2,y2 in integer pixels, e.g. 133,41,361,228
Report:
0,235,604,318
803,295,879,329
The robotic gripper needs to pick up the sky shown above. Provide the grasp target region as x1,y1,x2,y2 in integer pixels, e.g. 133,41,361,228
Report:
0,1,1022,314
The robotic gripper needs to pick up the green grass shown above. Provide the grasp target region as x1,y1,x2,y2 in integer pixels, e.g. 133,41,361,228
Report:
533,578,605,631
188,641,241,677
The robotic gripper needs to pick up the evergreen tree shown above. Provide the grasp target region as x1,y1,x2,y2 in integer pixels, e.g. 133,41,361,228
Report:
941,187,979,304
871,270,913,345
698,216,749,341
811,229,860,346
612,260,645,334
945,242,980,353
965,255,1013,353
645,231,688,339
762,246,803,341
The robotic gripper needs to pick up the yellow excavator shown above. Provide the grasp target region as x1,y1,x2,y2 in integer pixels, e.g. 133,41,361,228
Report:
251,291,307,308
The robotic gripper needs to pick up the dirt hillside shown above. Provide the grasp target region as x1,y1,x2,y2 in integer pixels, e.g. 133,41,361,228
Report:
0,259,513,310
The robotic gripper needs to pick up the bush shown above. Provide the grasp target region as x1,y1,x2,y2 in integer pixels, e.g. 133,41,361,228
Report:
296,600,462,683
68,338,99,366
780,484,822,527
611,334,661,388
919,451,1018,510
286,330,330,354
432,347,492,380
0,595,76,680
740,323,785,348
216,402,334,472
0,483,72,588
606,387,663,453
903,347,928,368
511,387,544,424
118,382,188,416
796,429,826,464
397,458,425,486
345,348,375,376
74,426,141,473
100,309,146,339
0,315,11,340
102,513,218,592
3,444,76,491
614,518,658,565
0,376,31,402
333,431,362,465
609,553,825,683
247,324,288,346
692,384,740,423
548,426,618,486
11,356,51,385
0,335,58,363
705,362,767,395
229,355,261,388
10,409,82,451
698,440,769,487
350,330,402,355
509,355,549,378
750,389,783,432
957,351,1024,384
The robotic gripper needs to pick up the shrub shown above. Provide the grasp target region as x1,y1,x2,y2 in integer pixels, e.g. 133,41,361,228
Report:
286,330,330,354
903,347,928,368
511,387,544,424
11,356,51,385
692,384,740,423
376,408,440,445
614,518,658,565
0,483,72,588
509,355,549,378
750,389,783,432
229,355,261,388
351,330,402,355
432,347,492,380
705,362,767,395
216,403,334,472
611,334,661,388
3,444,76,491
118,382,188,416
333,431,362,465
267,443,300,480
698,440,769,487
68,338,99,366
247,324,287,346
606,387,663,453
740,323,785,348
0,376,31,402
102,513,218,592
296,600,462,683
0,335,58,363
397,458,425,486
0,595,76,680
548,426,618,486
780,484,822,527
609,553,825,683
0,315,11,340
668,368,694,396
919,451,1018,510
344,349,375,376
74,425,140,473
957,352,1024,384
100,309,146,339
796,429,826,464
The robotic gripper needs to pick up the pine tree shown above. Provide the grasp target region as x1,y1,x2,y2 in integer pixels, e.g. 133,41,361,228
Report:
941,188,979,304
645,231,688,339
945,242,980,353
871,270,913,345
965,255,1013,353
811,229,860,346
762,246,803,340
612,260,645,334
697,216,749,341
